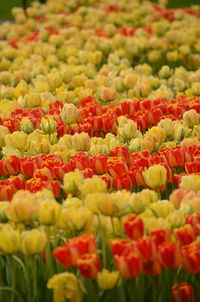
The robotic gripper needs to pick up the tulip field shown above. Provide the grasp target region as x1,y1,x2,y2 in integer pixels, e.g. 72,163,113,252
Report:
0,0,200,301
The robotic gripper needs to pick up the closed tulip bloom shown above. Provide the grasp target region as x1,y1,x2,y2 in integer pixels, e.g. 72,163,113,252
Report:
114,252,142,279
0,224,20,254
20,229,47,255
20,117,34,134
97,269,120,290
124,215,144,240
172,282,195,302
158,242,182,269
61,103,79,125
143,165,167,189
57,208,92,232
80,176,107,196
72,132,90,152
180,175,200,192
38,199,61,225
77,253,101,279
137,236,157,261
182,241,200,274
150,228,171,246
183,109,199,128
63,170,84,193
40,116,57,134
174,224,196,246
7,190,38,223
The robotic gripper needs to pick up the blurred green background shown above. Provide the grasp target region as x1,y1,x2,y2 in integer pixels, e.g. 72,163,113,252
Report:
0,0,199,19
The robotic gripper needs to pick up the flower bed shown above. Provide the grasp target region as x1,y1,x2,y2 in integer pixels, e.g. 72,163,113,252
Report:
0,0,200,301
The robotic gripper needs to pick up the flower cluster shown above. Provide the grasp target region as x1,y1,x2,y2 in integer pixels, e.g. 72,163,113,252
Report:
0,0,200,301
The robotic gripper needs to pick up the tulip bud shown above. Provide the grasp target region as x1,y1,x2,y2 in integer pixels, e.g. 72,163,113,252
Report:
57,208,92,232
124,215,144,240
47,72,63,90
158,65,172,79
99,86,117,102
7,190,38,223
172,282,195,302
38,199,61,225
97,269,120,290
0,224,20,254
79,176,107,196
78,253,101,279
143,165,167,189
72,132,90,152
183,109,199,128
40,116,57,134
63,170,84,193
0,126,10,147
61,103,79,125
20,117,34,134
20,229,47,255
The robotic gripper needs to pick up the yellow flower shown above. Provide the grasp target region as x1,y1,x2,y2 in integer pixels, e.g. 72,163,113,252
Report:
19,93,41,109
47,272,83,302
7,190,38,223
0,125,10,147
117,120,138,141
97,269,120,290
20,117,34,134
150,201,174,218
190,198,200,213
158,118,174,138
57,208,92,232
183,109,199,128
85,192,130,217
40,116,57,134
38,199,61,225
63,197,83,209
63,170,84,193
72,132,90,152
180,175,200,192
13,80,28,98
80,176,107,196
5,131,28,152
0,201,9,222
61,103,79,125
47,72,63,89
20,229,47,255
0,224,20,254
141,135,155,152
167,211,186,228
143,165,167,189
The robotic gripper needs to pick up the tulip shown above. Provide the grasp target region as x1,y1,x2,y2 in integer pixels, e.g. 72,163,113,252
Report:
114,252,142,278
143,164,167,190
174,224,196,246
40,116,57,134
182,241,200,274
97,269,120,290
47,272,83,302
0,224,20,254
72,132,90,152
124,215,144,240
158,242,182,269
20,229,47,255
63,170,84,193
38,199,61,225
150,228,171,246
137,236,157,261
172,282,195,302
77,253,101,279
61,103,79,125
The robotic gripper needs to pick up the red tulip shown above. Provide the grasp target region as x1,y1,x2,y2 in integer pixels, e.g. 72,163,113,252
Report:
114,251,142,278
150,228,171,246
137,237,157,261
182,241,200,274
124,215,144,240
158,242,182,269
172,282,195,302
174,224,196,246
77,254,101,279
